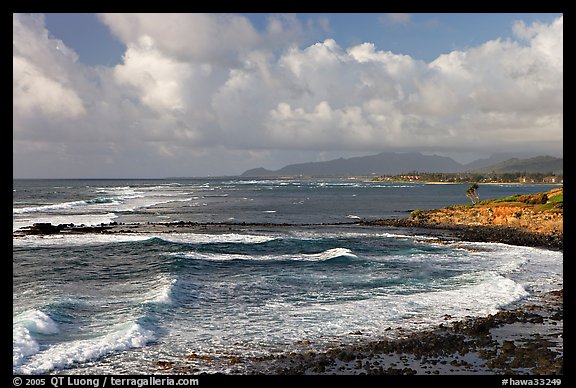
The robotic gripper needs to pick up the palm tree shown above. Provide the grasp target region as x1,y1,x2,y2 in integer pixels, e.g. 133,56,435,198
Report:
466,183,480,204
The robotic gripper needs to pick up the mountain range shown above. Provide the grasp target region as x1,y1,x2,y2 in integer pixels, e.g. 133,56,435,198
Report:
241,152,563,177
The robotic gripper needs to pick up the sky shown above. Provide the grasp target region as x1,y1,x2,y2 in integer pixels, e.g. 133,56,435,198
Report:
13,13,563,178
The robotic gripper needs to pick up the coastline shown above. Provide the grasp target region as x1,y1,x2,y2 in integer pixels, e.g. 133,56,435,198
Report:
360,219,563,251
14,220,562,376
149,279,562,376
243,289,563,375
13,187,563,376
136,221,559,375
14,217,563,251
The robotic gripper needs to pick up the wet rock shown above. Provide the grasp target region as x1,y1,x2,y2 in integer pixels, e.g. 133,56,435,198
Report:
156,360,174,370
227,356,242,365
501,340,516,354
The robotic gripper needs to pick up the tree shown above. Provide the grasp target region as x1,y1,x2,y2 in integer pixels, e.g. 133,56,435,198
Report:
466,183,480,204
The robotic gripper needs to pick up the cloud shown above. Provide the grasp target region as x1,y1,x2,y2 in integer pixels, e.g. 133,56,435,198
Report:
213,24,562,154
113,35,192,113
13,13,563,178
13,14,85,120
13,56,85,118
317,16,331,33
379,13,412,26
98,13,261,65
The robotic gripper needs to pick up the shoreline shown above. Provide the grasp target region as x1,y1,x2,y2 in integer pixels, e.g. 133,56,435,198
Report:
14,218,563,251
14,220,563,376
154,281,563,376
360,219,563,251
243,289,563,375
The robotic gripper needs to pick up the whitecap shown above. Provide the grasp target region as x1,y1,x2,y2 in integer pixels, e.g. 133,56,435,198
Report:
168,247,358,263
12,233,152,247
14,321,155,374
13,310,60,335
305,248,359,262
141,275,178,305
158,232,278,245
13,232,278,248
13,200,98,214
397,272,529,319
13,310,60,369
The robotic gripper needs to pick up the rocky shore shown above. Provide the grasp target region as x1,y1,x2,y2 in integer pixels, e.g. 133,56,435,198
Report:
13,188,563,376
15,217,562,251
364,187,563,250
259,290,563,375
151,289,562,375
14,188,563,251
153,188,563,376
361,220,563,250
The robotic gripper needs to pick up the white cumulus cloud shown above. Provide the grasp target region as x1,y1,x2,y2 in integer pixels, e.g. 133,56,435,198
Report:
13,14,86,120
13,13,563,178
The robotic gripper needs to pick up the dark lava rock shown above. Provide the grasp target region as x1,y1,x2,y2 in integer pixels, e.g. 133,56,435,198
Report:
156,360,174,370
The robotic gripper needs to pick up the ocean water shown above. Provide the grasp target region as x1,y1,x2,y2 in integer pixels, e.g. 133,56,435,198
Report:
12,179,563,375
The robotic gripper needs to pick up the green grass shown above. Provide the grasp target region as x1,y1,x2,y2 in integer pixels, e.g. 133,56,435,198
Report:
426,188,562,212
473,189,563,211
489,194,521,204
539,191,563,210
548,191,563,203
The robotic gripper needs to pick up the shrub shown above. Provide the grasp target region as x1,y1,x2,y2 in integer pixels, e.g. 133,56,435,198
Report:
411,209,425,219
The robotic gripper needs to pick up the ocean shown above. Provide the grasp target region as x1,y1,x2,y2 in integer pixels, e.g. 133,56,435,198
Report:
12,178,563,375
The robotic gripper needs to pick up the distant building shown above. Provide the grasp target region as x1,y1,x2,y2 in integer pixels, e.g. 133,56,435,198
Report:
519,176,535,183
542,176,558,183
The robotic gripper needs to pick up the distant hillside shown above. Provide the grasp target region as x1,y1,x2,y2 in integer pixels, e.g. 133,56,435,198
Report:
470,156,563,175
462,152,542,171
241,152,563,178
242,152,462,177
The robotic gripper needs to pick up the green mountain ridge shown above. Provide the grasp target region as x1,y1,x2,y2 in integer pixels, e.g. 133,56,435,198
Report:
470,156,563,175
241,152,562,177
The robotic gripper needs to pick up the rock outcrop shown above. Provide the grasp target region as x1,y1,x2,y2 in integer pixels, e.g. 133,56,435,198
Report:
363,187,563,249
408,187,562,235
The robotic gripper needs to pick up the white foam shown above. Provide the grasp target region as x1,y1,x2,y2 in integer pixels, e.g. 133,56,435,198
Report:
13,232,278,248
169,247,357,262
142,275,177,305
13,233,152,247
456,242,561,282
403,272,529,318
14,322,155,375
13,327,39,368
14,310,60,335
157,232,278,245
117,196,191,212
307,248,358,261
226,179,279,185
250,271,529,346
13,200,113,214
13,310,60,369
284,229,436,242
13,185,193,231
